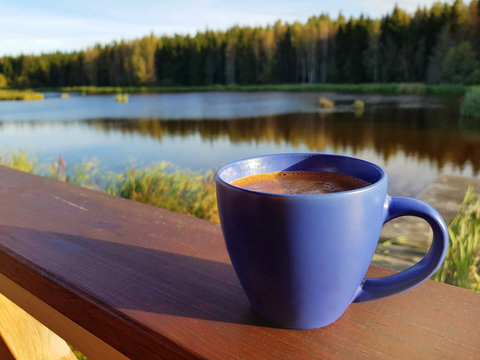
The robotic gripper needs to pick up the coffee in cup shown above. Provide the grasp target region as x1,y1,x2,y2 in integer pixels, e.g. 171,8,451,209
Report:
231,171,370,194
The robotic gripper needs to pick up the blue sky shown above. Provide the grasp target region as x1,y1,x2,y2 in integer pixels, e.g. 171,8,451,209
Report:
0,0,450,56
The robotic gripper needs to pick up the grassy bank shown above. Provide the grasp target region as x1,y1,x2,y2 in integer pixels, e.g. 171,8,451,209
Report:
0,89,44,101
38,83,469,95
0,151,218,223
460,86,480,118
432,186,480,292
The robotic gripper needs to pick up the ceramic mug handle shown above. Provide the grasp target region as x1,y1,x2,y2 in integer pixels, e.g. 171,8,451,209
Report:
353,196,449,302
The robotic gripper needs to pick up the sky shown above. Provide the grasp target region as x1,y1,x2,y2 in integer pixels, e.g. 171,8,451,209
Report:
0,0,452,57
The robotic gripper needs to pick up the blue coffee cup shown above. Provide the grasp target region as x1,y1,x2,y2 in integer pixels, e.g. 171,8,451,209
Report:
215,153,448,329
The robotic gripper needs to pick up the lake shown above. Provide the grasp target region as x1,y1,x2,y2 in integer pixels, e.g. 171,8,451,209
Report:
0,91,479,197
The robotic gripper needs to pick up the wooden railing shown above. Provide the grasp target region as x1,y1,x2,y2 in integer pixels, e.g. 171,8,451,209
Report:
0,165,479,359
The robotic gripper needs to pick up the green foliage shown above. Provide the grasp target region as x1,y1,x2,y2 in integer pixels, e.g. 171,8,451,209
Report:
460,86,480,118
0,2,479,87
60,86,124,94
425,83,467,95
68,345,87,360
115,93,129,102
46,83,469,96
432,187,480,292
427,27,454,84
0,89,44,100
103,163,218,222
397,83,426,95
49,157,101,190
468,68,480,85
0,150,36,173
441,42,479,84
353,99,365,116
0,151,219,223
353,99,365,110
0,73,7,87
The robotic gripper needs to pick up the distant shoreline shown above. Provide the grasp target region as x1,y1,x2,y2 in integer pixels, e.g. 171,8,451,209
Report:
35,83,468,96
1,83,469,101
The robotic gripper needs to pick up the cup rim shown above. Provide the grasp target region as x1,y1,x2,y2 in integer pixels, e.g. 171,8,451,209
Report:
215,153,387,197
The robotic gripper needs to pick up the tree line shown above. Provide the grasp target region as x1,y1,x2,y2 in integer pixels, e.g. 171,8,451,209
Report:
1,0,479,88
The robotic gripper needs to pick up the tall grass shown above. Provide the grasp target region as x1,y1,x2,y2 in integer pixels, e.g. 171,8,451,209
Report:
374,187,480,292
115,93,129,102
460,86,480,118
102,163,217,222
0,150,36,173
432,186,480,292
1,151,219,223
0,89,44,100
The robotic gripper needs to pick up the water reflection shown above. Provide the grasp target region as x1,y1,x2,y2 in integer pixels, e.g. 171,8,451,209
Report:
81,109,480,174
1,98,479,196
0,91,446,121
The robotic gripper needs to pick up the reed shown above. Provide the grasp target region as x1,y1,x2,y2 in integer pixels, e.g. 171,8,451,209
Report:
0,150,36,173
115,93,129,102
318,97,334,108
13,152,220,223
0,89,44,101
102,163,218,222
397,83,426,95
460,86,480,118
432,186,480,291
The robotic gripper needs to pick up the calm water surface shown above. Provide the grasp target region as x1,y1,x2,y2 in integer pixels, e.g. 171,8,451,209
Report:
0,91,479,196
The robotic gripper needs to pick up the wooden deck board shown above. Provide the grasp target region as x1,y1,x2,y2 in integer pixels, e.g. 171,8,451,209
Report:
0,165,479,359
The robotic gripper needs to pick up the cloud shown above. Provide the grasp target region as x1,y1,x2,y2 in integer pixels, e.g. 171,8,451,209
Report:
0,0,455,56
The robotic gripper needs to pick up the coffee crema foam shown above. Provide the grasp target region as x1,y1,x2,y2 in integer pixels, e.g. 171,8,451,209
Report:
231,171,370,194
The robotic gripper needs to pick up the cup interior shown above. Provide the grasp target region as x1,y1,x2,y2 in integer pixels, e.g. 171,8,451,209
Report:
216,153,385,190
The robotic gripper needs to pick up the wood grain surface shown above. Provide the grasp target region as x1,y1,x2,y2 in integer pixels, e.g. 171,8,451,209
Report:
0,293,76,360
0,165,479,360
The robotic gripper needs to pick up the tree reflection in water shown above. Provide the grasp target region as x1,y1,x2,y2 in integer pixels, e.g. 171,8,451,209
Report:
86,108,480,174
1,100,479,196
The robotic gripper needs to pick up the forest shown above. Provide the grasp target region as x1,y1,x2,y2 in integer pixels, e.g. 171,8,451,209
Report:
0,0,479,88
